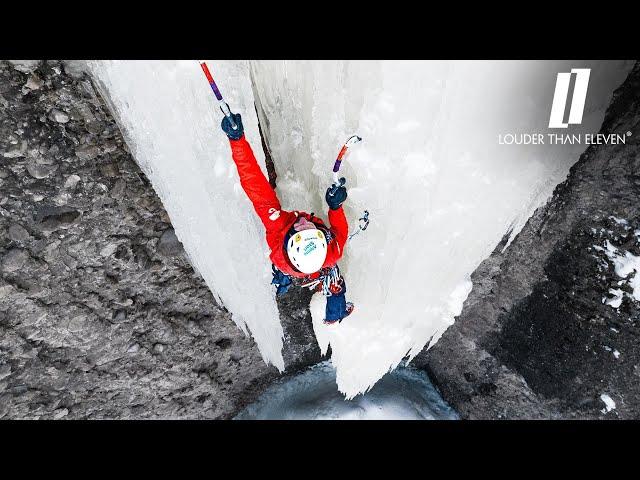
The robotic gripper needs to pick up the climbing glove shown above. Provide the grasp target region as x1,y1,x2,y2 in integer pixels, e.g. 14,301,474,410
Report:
271,265,292,296
325,178,347,210
221,112,244,140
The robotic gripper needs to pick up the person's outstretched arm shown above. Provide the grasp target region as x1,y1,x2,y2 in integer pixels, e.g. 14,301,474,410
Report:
328,206,349,257
325,181,349,259
222,113,288,233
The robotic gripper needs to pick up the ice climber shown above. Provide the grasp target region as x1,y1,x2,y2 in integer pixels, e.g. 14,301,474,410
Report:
221,112,354,324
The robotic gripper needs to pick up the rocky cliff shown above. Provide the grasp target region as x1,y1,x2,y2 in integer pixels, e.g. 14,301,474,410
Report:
0,60,320,419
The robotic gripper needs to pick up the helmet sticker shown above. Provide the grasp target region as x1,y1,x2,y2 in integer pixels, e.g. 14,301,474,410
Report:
303,241,316,256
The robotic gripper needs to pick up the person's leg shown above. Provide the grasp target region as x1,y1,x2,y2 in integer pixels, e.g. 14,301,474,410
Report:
325,292,347,322
324,277,353,323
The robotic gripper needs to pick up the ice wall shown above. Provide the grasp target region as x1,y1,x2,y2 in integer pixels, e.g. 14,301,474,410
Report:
87,61,284,370
88,60,632,398
250,60,633,397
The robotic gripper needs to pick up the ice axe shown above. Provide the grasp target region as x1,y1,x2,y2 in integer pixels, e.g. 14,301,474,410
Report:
328,135,362,197
348,210,370,241
198,61,238,130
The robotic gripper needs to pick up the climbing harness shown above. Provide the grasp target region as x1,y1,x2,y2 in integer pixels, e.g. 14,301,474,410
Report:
299,266,343,297
320,266,343,297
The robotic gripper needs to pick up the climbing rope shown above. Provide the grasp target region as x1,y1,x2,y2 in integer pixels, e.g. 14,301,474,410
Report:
299,266,343,297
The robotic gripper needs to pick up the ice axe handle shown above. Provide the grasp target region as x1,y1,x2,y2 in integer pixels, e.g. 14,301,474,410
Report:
332,145,348,173
328,137,360,196
328,144,349,196
200,62,238,130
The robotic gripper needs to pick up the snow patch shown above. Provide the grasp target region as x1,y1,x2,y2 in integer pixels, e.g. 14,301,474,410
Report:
609,216,629,226
605,288,624,308
600,393,616,413
598,239,640,308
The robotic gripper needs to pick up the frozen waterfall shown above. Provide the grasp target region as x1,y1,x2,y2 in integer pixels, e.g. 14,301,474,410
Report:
88,60,633,397
87,61,285,370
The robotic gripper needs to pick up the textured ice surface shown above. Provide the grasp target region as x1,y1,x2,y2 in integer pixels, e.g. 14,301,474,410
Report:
250,60,632,397
87,61,284,370
88,60,632,396
235,361,458,420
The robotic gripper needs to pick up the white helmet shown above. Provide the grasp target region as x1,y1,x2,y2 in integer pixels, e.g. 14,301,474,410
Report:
287,228,328,274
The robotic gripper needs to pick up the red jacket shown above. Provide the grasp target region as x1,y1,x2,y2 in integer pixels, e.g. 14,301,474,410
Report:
229,136,348,278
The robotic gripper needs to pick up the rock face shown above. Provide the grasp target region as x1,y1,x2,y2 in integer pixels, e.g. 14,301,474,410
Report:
0,60,320,419
414,62,640,419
